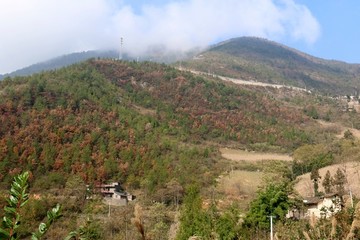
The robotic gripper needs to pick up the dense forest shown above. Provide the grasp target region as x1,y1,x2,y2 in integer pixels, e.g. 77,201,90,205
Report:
0,59,312,185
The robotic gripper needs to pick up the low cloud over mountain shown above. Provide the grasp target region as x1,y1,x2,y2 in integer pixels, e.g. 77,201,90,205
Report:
0,0,320,73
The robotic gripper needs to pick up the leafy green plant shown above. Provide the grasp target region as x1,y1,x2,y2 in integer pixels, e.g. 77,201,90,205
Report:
0,172,62,240
243,182,292,229
65,219,103,240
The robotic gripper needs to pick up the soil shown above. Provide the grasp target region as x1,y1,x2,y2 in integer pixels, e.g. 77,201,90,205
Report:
295,162,360,198
219,148,292,162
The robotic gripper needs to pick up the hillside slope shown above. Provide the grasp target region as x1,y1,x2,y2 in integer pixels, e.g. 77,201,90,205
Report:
2,58,359,239
0,59,313,185
0,50,119,80
182,37,360,94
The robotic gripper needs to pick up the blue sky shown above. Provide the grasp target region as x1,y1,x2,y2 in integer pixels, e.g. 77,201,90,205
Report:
0,0,359,74
289,0,360,63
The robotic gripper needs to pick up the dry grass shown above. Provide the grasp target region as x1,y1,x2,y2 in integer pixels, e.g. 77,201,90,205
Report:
317,120,360,139
214,148,292,210
295,161,360,197
132,104,156,116
215,170,264,210
220,148,292,162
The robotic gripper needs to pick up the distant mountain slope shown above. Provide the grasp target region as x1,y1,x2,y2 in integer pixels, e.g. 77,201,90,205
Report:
0,50,118,80
0,46,197,80
182,37,360,94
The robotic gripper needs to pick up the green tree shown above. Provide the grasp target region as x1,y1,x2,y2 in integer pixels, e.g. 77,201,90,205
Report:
304,105,319,119
243,182,292,229
322,170,333,194
310,168,321,197
146,203,171,240
63,175,87,212
215,206,240,240
333,168,347,195
176,185,211,240
292,144,333,176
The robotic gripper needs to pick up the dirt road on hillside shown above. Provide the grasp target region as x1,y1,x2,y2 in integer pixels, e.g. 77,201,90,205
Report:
178,67,310,92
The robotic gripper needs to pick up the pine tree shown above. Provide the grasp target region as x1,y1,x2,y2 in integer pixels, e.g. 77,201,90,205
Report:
311,168,321,196
333,168,347,195
176,185,211,240
322,170,333,194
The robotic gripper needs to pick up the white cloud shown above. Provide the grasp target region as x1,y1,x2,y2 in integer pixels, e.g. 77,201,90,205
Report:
0,0,320,73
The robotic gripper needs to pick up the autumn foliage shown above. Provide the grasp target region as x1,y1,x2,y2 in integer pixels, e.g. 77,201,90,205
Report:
0,60,310,188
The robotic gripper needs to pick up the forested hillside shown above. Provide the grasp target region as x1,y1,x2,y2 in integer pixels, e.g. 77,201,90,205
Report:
5,58,360,239
0,59,314,184
0,50,118,80
182,37,360,94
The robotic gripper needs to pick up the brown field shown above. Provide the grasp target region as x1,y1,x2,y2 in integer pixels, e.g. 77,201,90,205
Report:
220,148,292,162
215,148,291,210
295,161,360,198
216,170,264,210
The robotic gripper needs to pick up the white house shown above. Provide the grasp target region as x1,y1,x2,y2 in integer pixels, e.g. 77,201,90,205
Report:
93,182,135,206
303,193,342,218
286,193,342,219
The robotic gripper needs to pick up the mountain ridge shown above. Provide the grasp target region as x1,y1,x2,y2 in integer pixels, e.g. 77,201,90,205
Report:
2,36,360,94
0,50,119,80
183,36,360,94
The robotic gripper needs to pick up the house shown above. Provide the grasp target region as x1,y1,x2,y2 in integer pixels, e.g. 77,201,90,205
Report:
92,182,135,206
286,193,342,219
303,193,342,218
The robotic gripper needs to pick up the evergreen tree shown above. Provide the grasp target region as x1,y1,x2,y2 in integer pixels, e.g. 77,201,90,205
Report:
176,185,211,240
322,170,333,194
333,168,347,195
310,168,321,196
243,182,291,229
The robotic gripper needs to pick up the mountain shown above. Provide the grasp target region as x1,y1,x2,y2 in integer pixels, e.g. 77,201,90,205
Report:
5,37,359,95
1,57,359,239
182,37,360,94
0,59,312,183
0,50,119,80
0,46,197,80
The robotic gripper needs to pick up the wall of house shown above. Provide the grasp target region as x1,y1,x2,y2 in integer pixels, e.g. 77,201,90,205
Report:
103,197,127,207
306,205,321,218
306,197,340,218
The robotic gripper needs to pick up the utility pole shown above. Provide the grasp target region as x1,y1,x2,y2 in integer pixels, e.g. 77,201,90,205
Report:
119,37,123,60
268,215,276,240
108,203,111,217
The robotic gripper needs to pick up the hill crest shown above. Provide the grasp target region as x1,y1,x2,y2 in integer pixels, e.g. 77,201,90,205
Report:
184,37,360,94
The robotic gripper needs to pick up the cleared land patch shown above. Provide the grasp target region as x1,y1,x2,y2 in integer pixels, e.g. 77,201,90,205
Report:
220,148,292,162
216,170,264,210
295,161,360,198
215,148,292,210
